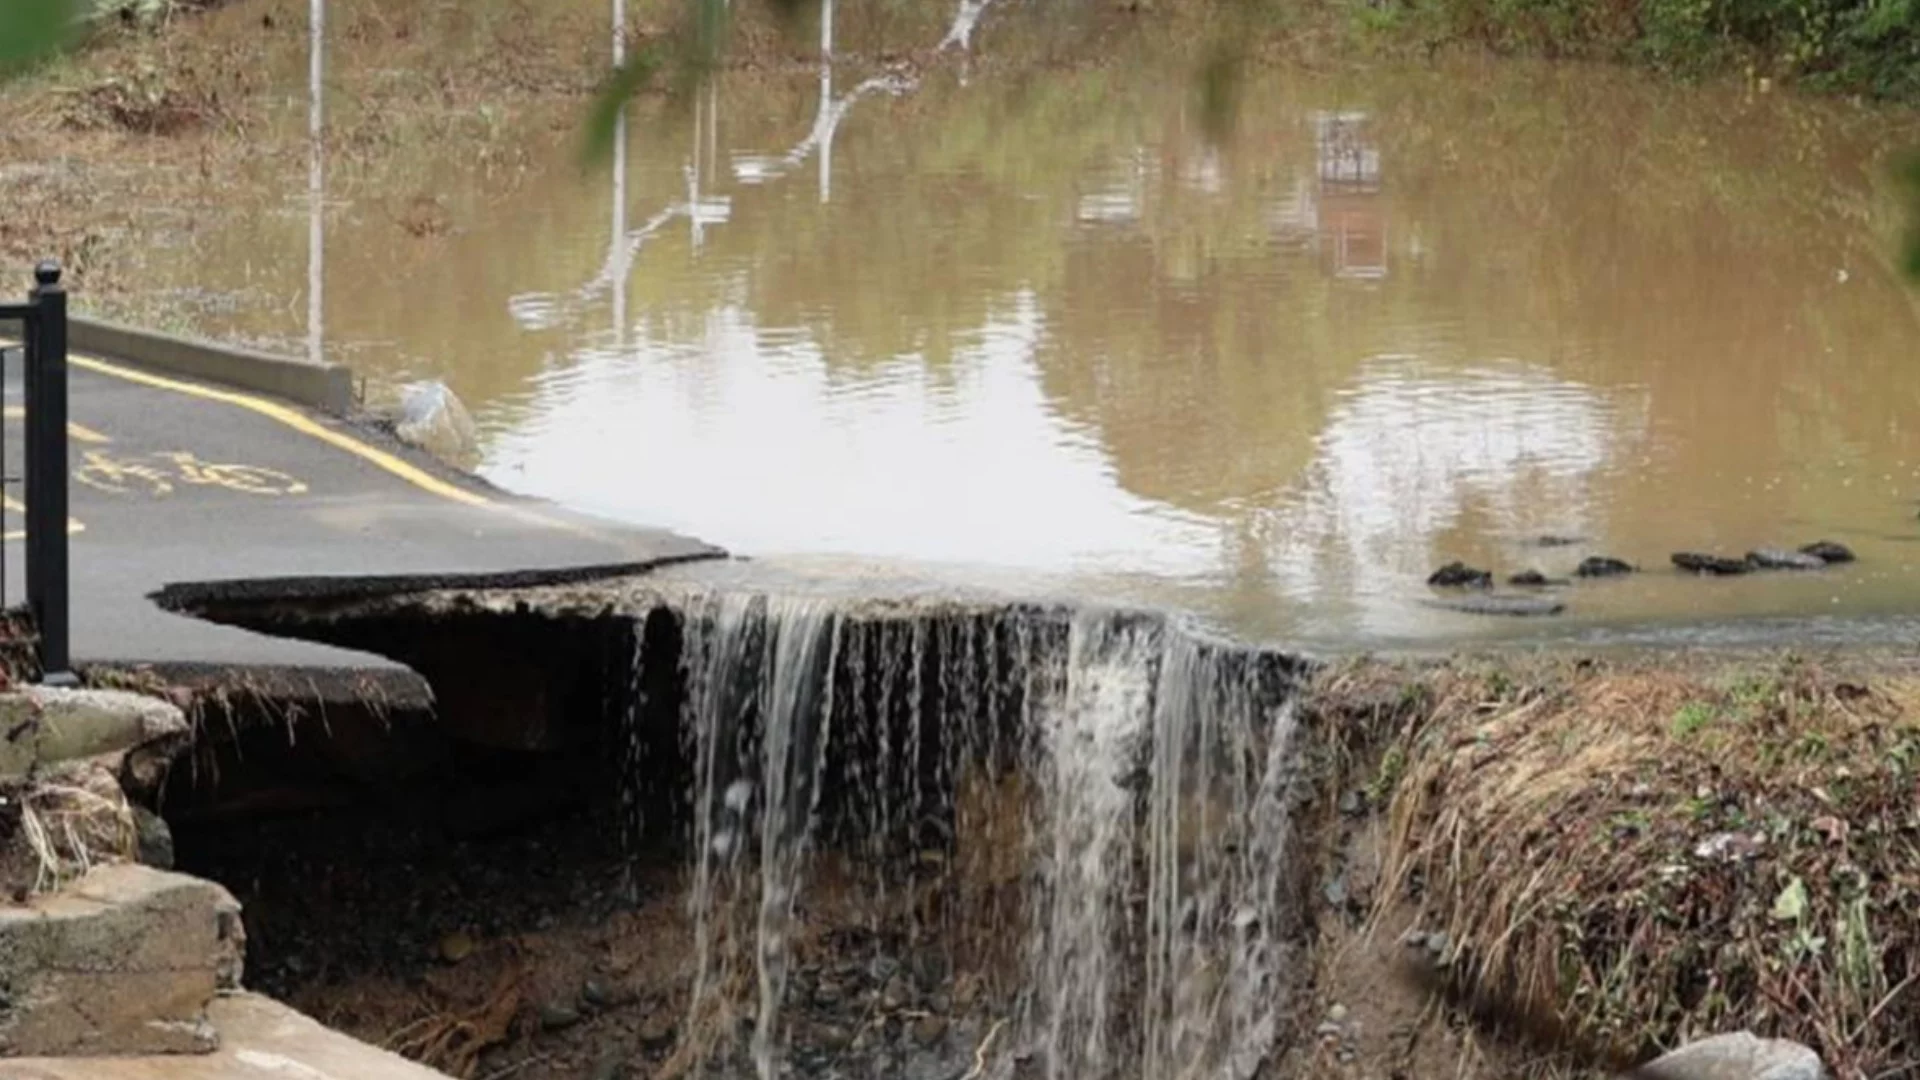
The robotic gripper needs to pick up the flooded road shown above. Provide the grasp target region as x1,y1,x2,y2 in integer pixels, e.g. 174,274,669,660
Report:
90,3,1920,650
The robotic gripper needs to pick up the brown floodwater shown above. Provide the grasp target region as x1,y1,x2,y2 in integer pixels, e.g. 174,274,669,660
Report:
86,2,1920,651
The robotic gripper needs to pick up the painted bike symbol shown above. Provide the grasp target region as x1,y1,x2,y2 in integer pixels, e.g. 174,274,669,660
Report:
74,450,308,498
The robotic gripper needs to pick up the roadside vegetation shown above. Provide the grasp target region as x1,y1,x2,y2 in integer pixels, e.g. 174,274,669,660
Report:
1314,654,1920,1078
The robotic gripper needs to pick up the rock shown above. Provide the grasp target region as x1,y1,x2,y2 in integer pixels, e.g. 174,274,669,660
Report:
1423,593,1565,617
1338,1047,1356,1063
1424,931,1451,960
881,974,915,1010
1327,1003,1350,1023
540,1002,583,1030
637,1010,677,1049
1798,541,1855,565
389,379,480,469
582,977,635,1009
1507,569,1566,587
1531,534,1586,547
1635,1031,1825,1080
1673,553,1751,576
1316,1021,1344,1039
1337,789,1362,815
952,978,981,1011
0,688,188,779
436,930,475,964
130,804,174,870
1323,875,1349,908
1746,549,1827,571
912,949,950,987
1427,562,1493,589
816,1023,853,1051
1576,556,1635,578
0,863,244,1056
911,1014,949,1046
814,979,844,1006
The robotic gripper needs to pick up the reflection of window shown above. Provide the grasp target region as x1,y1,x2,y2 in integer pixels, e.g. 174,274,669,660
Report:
1313,111,1381,194
1311,110,1386,279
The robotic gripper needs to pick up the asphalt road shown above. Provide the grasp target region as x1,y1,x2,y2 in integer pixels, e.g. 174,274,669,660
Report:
0,348,719,675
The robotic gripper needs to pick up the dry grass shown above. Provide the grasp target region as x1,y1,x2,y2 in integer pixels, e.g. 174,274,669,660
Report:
8,770,139,895
1358,654,1920,1080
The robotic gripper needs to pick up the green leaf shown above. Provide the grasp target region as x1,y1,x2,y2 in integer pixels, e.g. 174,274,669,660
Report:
1771,875,1809,922
579,47,663,169
0,0,79,77
1897,150,1920,283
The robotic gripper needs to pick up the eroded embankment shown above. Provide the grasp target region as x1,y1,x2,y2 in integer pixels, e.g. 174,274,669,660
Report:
138,567,1920,1080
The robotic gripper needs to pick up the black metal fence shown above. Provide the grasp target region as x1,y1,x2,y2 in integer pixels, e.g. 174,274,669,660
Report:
0,261,74,685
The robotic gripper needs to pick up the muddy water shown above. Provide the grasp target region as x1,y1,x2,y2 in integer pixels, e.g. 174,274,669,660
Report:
100,8,1920,650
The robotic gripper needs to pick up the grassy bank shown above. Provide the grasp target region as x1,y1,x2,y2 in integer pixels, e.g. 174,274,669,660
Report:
1312,653,1920,1078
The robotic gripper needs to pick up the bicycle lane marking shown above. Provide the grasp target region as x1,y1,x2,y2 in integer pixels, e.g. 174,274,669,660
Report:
68,353,585,534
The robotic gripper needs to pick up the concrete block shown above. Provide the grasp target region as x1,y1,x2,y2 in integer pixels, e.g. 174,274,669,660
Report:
0,864,245,1056
0,689,188,778
0,992,457,1079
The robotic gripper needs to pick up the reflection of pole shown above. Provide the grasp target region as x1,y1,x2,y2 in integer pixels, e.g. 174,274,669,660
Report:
612,0,628,343
307,0,324,368
817,0,833,202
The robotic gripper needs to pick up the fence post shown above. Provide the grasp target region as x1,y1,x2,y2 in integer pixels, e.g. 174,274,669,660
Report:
27,261,74,686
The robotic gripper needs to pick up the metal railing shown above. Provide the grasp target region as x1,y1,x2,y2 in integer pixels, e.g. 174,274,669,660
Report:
0,261,74,685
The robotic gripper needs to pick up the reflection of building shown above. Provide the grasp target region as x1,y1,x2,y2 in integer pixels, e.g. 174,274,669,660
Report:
1311,111,1386,281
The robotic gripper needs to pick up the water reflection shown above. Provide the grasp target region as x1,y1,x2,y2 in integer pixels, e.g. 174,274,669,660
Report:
110,21,1920,647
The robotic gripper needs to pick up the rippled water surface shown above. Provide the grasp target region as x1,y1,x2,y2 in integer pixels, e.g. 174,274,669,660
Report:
103,5,1920,649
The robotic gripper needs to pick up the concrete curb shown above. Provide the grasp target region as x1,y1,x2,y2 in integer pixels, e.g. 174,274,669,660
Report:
69,316,354,415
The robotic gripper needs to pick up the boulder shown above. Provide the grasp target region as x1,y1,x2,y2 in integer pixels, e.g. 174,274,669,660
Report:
0,863,245,1056
0,689,188,778
1428,562,1493,589
1632,1031,1825,1080
1576,556,1635,578
1746,549,1826,571
1673,553,1751,576
391,380,480,470
1508,570,1567,587
1797,541,1855,565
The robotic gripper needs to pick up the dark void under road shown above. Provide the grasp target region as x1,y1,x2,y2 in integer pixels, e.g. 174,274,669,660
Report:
0,349,720,678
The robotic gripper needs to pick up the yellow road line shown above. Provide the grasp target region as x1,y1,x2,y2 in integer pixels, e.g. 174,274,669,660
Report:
2,406,111,444
2,494,84,542
71,353,500,509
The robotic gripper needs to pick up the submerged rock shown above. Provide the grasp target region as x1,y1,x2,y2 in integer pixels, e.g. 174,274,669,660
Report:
1428,561,1493,589
1576,556,1635,578
1530,533,1587,547
1746,549,1827,571
1634,1031,1825,1080
1508,569,1567,587
1423,593,1564,617
1673,553,1751,576
1798,540,1855,564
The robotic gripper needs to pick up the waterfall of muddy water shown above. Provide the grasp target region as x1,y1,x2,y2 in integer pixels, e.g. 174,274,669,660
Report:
633,587,1305,1079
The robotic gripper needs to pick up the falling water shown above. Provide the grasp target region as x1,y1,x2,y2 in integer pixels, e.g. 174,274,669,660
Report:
626,583,1308,1080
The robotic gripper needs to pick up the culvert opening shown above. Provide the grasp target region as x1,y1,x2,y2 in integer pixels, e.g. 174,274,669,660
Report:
155,571,1329,1080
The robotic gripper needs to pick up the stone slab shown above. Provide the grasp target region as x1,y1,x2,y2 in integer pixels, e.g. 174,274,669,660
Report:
0,992,455,1079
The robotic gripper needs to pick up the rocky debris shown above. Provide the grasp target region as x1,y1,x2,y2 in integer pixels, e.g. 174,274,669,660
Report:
386,380,480,470
537,1001,582,1030
0,688,188,779
1576,556,1635,577
1635,1031,1826,1079
130,803,174,870
1798,541,1855,564
1673,553,1752,576
1507,569,1567,586
1746,549,1827,571
1428,562,1493,589
1423,593,1565,617
0,863,244,1056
